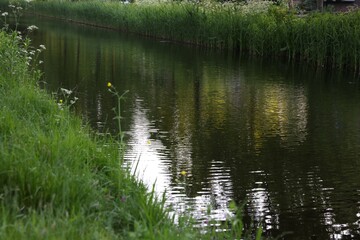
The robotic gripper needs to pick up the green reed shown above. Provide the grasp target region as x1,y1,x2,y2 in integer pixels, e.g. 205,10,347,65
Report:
16,0,360,73
33,1,360,70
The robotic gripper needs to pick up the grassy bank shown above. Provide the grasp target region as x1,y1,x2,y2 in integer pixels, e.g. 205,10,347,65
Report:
0,27,191,239
0,14,265,239
5,0,360,73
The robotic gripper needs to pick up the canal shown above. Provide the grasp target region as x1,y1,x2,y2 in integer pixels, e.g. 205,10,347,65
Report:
25,15,360,239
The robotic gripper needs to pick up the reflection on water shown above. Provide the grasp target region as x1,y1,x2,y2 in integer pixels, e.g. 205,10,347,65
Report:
25,16,360,239
125,97,171,193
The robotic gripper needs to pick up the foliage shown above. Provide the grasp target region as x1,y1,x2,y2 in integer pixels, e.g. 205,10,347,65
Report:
10,0,358,73
297,0,317,11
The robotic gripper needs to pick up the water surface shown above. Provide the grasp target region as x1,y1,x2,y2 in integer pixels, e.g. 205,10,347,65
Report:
25,16,360,239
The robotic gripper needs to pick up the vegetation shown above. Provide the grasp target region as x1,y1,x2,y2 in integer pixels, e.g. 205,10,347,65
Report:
0,8,267,240
1,0,357,73
0,26,187,239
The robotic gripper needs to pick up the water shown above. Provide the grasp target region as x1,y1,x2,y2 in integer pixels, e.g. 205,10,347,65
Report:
24,15,360,239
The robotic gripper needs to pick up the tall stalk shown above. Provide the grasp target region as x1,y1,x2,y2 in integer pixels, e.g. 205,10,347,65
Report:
107,82,129,163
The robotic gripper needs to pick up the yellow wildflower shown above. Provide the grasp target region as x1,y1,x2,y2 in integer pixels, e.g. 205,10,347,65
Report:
107,82,112,88
59,99,63,104
180,170,187,176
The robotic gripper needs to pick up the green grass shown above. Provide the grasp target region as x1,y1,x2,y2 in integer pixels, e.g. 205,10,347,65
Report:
7,0,360,73
0,17,267,240
0,29,190,239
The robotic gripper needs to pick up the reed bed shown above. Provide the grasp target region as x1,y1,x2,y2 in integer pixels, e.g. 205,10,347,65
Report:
14,0,360,73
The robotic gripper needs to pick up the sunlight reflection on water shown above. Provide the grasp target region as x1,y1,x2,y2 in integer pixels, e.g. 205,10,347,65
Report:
124,97,235,227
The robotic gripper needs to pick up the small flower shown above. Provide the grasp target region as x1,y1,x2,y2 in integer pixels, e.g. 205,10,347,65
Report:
2,12,8,17
39,44,46,50
147,140,151,145
39,60,43,64
60,88,72,95
107,82,112,88
59,99,63,104
25,0,32,3
180,170,187,176
27,25,38,31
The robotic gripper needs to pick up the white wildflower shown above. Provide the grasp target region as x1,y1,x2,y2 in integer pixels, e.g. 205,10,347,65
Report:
16,7,23,11
39,60,43,64
39,44,46,50
2,12,8,17
60,88,72,95
27,25,38,31
25,0,32,2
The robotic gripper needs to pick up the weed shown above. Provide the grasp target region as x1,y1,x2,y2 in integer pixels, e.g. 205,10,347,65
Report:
107,82,129,163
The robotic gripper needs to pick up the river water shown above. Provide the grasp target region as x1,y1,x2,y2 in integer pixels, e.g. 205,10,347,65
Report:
24,15,360,239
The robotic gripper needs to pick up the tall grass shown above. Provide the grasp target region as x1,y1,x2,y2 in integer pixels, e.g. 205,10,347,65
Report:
0,24,189,239
8,0,359,73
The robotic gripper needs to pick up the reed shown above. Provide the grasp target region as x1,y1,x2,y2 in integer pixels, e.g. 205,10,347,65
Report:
14,0,360,73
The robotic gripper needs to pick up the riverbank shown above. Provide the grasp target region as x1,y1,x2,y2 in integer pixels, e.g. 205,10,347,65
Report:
4,0,360,74
0,28,192,239
0,14,265,239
